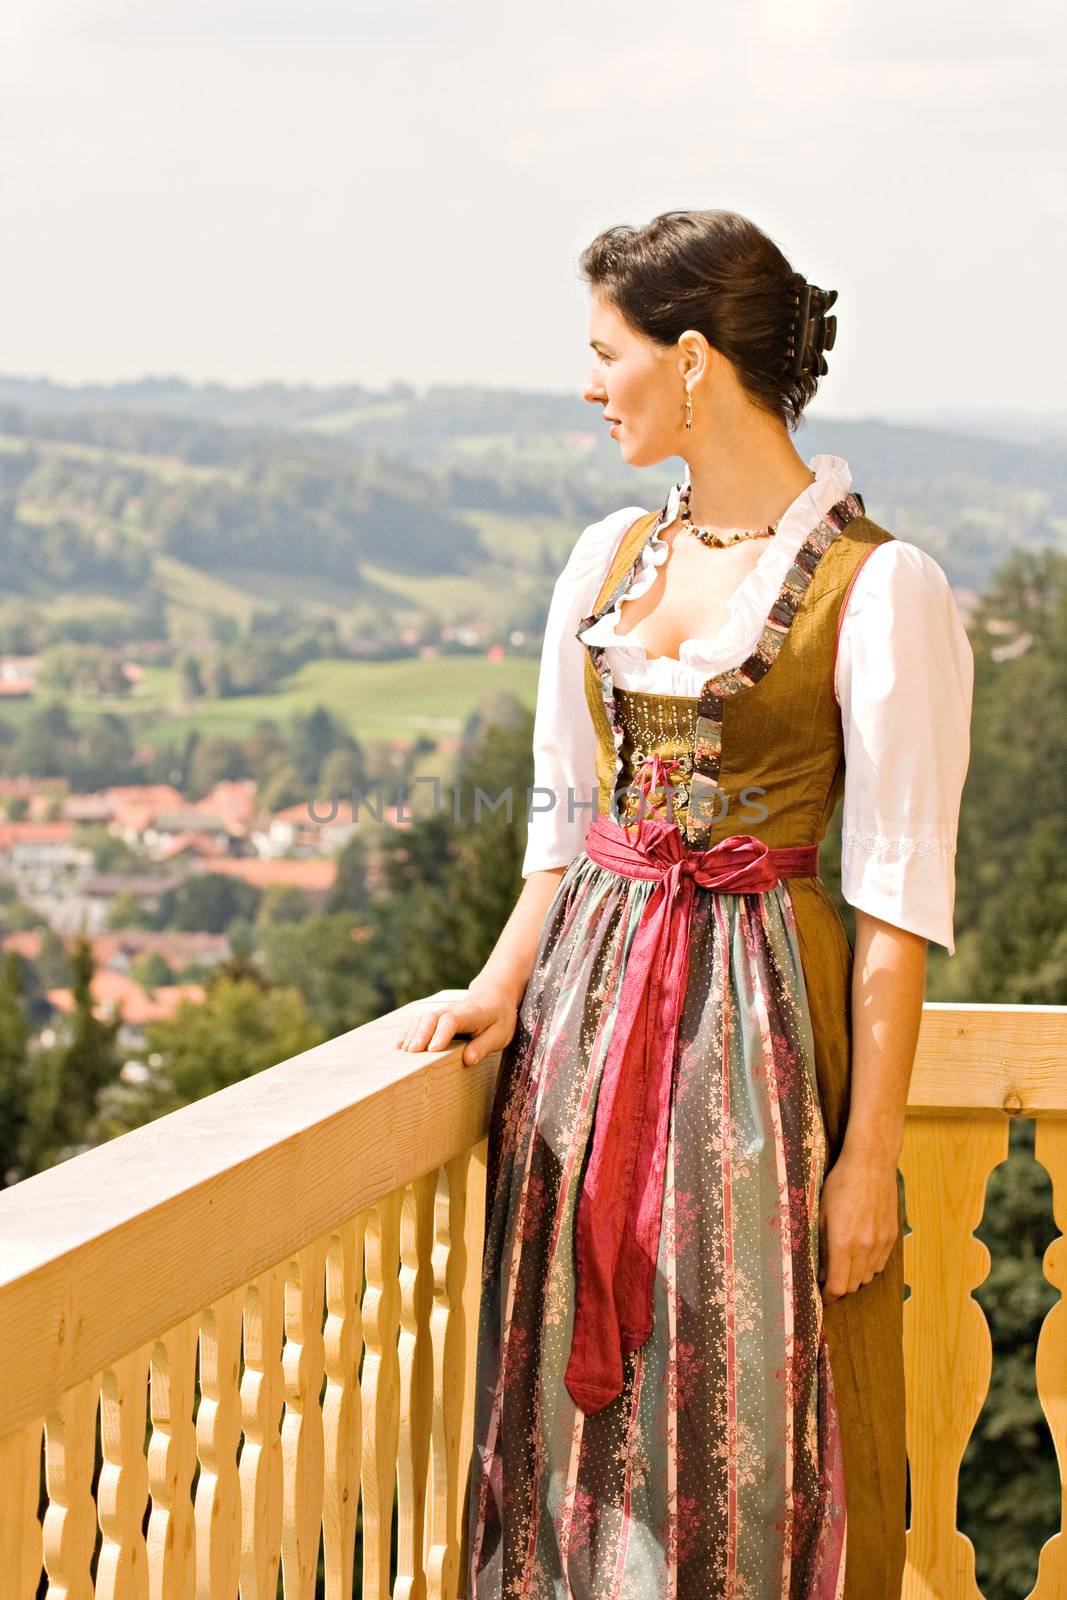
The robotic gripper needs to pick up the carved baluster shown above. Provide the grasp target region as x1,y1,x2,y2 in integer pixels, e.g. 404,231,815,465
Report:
147,1317,198,1600
323,1217,366,1600
1031,1114,1067,1599
281,1239,327,1600
0,1420,44,1598
458,1142,487,1591
194,1286,244,1599
361,1189,403,1600
901,1110,1008,1600
396,1172,438,1599
239,1265,285,1600
97,1344,151,1600
42,1373,100,1600
426,1145,486,1600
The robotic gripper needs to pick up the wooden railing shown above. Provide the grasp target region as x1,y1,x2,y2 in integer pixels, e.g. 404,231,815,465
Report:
0,999,1064,1599
899,1003,1067,1600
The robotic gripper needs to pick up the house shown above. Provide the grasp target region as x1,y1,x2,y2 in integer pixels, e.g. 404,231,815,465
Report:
62,872,185,935
197,856,336,905
253,801,358,859
0,655,39,696
46,970,205,1050
107,786,187,846
142,810,238,858
0,824,93,921
89,930,231,977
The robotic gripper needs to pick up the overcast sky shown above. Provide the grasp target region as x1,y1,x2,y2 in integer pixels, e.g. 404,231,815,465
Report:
2,0,1063,418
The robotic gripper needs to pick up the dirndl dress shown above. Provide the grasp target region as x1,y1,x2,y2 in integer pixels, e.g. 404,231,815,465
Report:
459,494,907,1600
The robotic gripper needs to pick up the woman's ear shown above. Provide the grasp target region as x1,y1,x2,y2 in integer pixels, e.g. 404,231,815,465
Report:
676,328,710,388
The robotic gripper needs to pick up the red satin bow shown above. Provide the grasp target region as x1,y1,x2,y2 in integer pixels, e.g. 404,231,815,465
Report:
622,751,685,843
563,813,788,1416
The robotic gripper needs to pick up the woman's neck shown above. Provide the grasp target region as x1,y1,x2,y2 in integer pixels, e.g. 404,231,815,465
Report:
682,424,817,533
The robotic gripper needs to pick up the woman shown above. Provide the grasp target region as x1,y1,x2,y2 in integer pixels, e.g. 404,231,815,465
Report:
396,210,973,1599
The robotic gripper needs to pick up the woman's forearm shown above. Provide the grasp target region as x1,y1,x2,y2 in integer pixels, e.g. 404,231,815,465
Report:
470,867,567,1007
841,908,928,1167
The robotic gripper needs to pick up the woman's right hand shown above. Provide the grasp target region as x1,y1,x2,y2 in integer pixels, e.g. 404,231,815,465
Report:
394,978,520,1067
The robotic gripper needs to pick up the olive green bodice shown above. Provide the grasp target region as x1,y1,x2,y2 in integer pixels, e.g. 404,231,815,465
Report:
579,498,895,853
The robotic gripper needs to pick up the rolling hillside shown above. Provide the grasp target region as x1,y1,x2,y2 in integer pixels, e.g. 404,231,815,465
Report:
1,376,1064,612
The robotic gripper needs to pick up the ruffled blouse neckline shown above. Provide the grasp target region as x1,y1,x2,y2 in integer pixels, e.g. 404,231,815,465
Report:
577,454,855,676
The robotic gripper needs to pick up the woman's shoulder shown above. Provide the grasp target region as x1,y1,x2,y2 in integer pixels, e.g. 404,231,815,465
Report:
849,533,958,601
841,535,973,667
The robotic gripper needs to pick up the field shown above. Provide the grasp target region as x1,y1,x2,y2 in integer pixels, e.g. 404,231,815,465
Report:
0,655,542,746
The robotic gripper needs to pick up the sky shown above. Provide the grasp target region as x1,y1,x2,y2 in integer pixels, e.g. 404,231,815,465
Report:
1,0,1063,418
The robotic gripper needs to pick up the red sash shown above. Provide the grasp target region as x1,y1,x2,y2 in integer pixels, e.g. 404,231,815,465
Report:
563,809,819,1415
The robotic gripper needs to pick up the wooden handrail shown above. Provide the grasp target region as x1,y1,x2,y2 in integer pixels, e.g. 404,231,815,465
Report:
903,1002,1067,1114
0,989,494,1439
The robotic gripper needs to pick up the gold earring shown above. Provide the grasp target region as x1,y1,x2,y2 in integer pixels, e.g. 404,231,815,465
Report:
684,389,692,431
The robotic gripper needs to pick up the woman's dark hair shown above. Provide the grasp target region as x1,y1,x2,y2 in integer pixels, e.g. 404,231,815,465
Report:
579,209,837,432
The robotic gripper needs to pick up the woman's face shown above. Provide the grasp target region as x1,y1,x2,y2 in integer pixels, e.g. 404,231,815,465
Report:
582,291,685,468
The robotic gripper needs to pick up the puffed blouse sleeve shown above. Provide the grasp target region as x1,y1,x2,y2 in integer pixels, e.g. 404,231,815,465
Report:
521,506,648,878
833,539,974,953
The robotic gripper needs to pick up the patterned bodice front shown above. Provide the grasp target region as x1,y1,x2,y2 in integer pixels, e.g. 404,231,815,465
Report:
582,495,897,853
613,686,698,833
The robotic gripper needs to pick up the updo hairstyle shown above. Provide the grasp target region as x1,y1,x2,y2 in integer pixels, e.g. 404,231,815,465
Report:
579,209,838,432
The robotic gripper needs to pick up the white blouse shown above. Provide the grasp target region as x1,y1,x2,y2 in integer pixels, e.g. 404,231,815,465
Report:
522,454,974,953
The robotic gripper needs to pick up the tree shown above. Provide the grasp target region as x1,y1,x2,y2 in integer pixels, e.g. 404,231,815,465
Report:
289,706,353,787
91,978,325,1135
78,714,137,789
318,745,366,807
0,951,31,1186
106,890,155,931
24,938,121,1172
210,934,267,988
255,885,313,926
81,826,143,874
0,899,48,934
328,830,373,914
257,912,382,1037
130,950,175,991
8,701,77,778
34,927,72,990
184,734,249,799
178,654,204,701
155,873,262,934
365,709,529,1007
258,764,304,813
201,657,233,698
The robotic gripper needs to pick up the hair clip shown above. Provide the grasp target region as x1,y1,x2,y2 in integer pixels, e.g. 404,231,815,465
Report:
794,284,838,377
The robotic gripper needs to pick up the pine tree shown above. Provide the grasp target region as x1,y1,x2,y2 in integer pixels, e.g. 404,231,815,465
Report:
23,938,121,1172
64,938,122,1124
